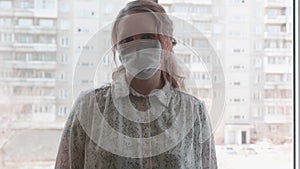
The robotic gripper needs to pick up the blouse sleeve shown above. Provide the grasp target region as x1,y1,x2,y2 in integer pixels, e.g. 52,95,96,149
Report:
55,92,87,169
200,101,218,169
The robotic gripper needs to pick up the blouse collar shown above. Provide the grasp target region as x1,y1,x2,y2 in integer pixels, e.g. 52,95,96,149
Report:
111,70,173,107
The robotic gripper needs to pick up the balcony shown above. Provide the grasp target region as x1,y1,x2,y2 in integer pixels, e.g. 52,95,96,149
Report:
264,0,290,8
263,63,292,73
185,79,212,89
13,8,34,17
263,114,288,124
0,9,14,16
1,61,56,69
264,48,292,56
264,81,292,90
31,112,56,122
0,77,56,87
264,98,292,106
13,95,56,104
264,32,292,40
264,15,288,24
13,43,57,52
14,26,57,34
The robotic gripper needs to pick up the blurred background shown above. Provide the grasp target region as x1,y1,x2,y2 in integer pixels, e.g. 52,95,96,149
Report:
0,0,294,168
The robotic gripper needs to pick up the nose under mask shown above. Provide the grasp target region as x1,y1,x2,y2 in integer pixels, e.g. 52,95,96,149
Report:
117,39,162,80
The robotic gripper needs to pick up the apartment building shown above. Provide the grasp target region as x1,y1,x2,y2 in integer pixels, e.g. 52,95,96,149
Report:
258,0,293,143
0,0,74,168
159,0,293,145
0,0,71,122
0,0,294,167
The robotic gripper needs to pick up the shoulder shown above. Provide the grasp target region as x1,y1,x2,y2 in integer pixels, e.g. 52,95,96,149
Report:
76,83,112,100
172,88,205,107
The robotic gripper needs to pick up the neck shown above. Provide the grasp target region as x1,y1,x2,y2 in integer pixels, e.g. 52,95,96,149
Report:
126,70,164,95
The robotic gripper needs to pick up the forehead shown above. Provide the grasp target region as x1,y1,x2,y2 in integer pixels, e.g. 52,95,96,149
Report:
117,13,158,41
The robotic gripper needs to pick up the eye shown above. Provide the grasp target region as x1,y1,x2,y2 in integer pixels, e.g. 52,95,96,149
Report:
141,33,156,40
119,36,134,44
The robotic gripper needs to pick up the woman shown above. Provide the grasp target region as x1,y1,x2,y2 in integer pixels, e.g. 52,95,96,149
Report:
55,0,217,168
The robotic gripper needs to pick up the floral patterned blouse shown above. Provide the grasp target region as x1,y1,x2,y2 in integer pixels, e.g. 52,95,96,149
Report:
55,71,218,169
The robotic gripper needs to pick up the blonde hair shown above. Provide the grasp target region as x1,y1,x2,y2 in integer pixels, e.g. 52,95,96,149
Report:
111,0,186,90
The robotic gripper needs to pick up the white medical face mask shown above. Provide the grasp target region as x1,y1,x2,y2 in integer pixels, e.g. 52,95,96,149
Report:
117,39,162,80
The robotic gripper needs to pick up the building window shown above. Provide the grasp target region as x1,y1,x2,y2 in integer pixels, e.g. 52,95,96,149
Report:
60,2,70,13
255,42,262,50
61,54,68,64
172,5,188,13
58,106,68,116
192,39,209,48
230,15,246,22
178,54,190,64
192,55,201,63
193,22,211,32
19,0,33,9
0,1,12,9
60,20,70,30
18,18,33,26
0,33,13,42
231,0,246,4
60,37,69,47
0,18,12,26
104,4,113,14
36,0,55,9
39,19,54,27
59,89,68,99
103,55,109,65
60,72,67,81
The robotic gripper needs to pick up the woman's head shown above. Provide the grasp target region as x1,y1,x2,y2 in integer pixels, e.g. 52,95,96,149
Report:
111,0,185,90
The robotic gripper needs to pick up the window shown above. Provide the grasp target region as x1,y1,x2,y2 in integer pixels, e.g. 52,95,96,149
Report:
18,35,33,43
59,89,68,99
0,1,12,9
60,20,70,30
255,26,262,34
231,0,246,4
19,0,33,9
267,9,281,16
44,72,52,78
255,42,262,50
193,22,211,32
0,33,13,42
81,80,89,84
172,4,188,13
233,48,245,53
61,54,68,64
105,73,111,82
178,54,190,64
213,24,222,34
36,0,54,9
193,55,201,63
266,25,282,33
59,72,67,81
230,15,246,22
103,55,109,65
39,19,54,27
255,58,262,68
60,37,69,47
18,18,33,26
60,2,70,13
192,6,211,14
192,39,209,48
0,18,12,26
103,4,113,14
58,106,68,116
